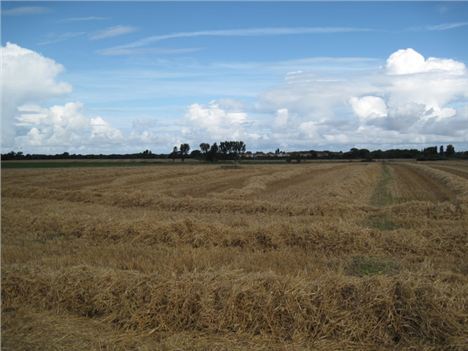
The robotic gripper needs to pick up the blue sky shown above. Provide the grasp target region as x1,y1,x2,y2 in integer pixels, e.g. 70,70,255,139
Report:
2,1,468,153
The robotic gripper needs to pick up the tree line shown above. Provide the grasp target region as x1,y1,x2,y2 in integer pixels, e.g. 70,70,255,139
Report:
170,141,246,162
2,143,467,161
340,145,457,161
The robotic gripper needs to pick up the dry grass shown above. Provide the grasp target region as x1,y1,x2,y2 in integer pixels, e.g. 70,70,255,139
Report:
2,161,468,350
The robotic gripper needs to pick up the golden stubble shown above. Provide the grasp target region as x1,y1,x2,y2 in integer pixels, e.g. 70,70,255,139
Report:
2,161,467,350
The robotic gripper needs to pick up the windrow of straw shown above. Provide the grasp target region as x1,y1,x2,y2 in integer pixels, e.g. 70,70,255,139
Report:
410,163,468,203
3,266,466,348
2,184,376,216
2,162,467,349
3,203,466,259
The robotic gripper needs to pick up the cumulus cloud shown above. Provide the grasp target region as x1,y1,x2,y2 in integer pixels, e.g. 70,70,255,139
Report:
385,48,466,75
257,48,468,148
299,121,321,140
3,43,467,153
274,108,289,127
383,50,467,119
349,96,387,121
185,101,248,140
1,43,123,153
15,102,123,150
1,43,72,147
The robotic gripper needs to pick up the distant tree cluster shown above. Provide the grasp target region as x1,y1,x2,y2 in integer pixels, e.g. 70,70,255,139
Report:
169,141,247,162
1,150,166,161
418,144,456,160
2,143,466,162
219,141,246,158
336,145,458,161
170,144,191,162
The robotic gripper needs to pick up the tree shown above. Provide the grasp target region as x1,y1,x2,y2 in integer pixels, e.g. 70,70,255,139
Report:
199,143,210,156
219,141,246,160
439,145,444,155
238,141,246,154
207,142,219,162
446,144,455,157
180,143,190,162
170,146,178,162
423,146,438,156
190,150,202,159
141,149,152,158
219,141,230,157
235,141,246,161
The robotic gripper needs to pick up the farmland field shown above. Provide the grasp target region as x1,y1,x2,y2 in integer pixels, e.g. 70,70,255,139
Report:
1,161,467,350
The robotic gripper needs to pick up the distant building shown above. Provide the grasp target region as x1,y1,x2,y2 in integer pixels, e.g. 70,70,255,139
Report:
254,152,265,158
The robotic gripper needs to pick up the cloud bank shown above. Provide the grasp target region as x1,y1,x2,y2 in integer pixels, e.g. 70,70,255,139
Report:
2,43,467,153
1,43,122,153
16,103,123,149
255,48,468,148
1,43,72,147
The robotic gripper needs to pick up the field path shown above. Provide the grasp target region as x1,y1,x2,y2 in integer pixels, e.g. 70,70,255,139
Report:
369,163,394,207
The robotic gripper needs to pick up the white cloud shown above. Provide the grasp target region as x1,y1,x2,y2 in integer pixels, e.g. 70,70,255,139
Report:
3,43,467,153
15,102,123,150
274,108,289,127
2,6,48,16
60,16,108,22
385,48,466,75
1,43,72,147
1,43,124,153
299,121,321,140
185,101,248,140
349,96,387,121
384,50,467,122
97,47,201,56
90,116,123,141
38,32,86,45
90,25,137,40
256,48,468,148
101,26,371,53
420,22,468,31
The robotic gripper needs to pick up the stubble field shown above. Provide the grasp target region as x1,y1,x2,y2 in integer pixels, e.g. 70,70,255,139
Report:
1,161,467,350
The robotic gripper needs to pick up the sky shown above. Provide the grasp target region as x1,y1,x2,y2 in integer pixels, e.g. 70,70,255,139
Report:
2,1,468,154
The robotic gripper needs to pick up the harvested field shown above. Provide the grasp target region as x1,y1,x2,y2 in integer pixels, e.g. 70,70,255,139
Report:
2,161,468,350
427,164,468,180
389,163,457,203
